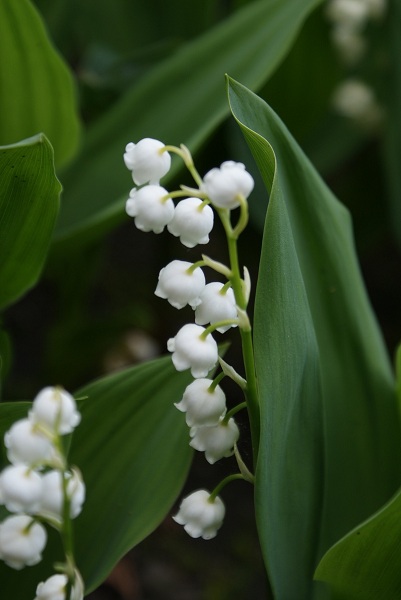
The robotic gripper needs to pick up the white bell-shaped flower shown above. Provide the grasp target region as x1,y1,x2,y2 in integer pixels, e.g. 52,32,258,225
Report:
30,387,81,435
0,465,43,514
175,378,226,427
0,515,47,570
34,574,68,600
195,282,238,333
126,185,174,234
167,324,218,378
167,197,214,248
173,489,225,540
39,469,86,522
202,161,254,209
4,418,57,467
190,417,239,464
155,260,205,309
124,138,171,185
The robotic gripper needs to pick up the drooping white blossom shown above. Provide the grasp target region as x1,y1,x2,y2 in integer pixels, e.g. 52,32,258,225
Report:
0,515,47,570
175,378,227,427
123,138,171,185
126,185,175,233
173,489,225,539
195,282,238,332
0,465,43,514
167,197,214,248
155,260,206,309
167,324,218,378
189,417,239,464
4,418,57,467
30,387,81,436
202,161,254,209
39,469,86,522
34,574,68,600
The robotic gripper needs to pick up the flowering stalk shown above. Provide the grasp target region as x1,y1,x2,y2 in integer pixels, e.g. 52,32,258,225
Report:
123,137,260,538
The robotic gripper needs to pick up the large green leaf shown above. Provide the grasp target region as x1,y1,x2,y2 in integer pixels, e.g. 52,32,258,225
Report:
0,0,80,168
54,0,321,246
0,356,193,597
314,487,401,599
228,78,401,598
0,134,60,311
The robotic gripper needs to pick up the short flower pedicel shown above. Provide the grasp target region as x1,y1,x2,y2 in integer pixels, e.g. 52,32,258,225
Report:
0,386,85,598
124,139,260,539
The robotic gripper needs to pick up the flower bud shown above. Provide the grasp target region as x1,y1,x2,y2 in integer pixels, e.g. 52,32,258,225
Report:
175,378,226,427
124,138,171,185
0,515,47,569
167,324,218,378
189,417,239,464
173,489,225,539
34,574,68,600
155,260,205,309
39,469,86,522
0,465,43,514
30,387,81,435
202,161,254,209
195,282,238,332
167,197,214,248
126,185,174,233
4,419,57,467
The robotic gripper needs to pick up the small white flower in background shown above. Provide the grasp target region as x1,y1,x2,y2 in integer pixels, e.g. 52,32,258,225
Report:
34,574,68,600
190,417,240,464
195,282,238,333
39,469,86,522
0,465,43,514
4,418,57,467
326,0,370,29
0,515,47,569
331,25,366,64
155,260,206,309
332,79,382,126
202,161,254,210
123,138,171,185
167,324,218,378
126,185,175,233
173,489,225,540
30,386,81,435
175,378,227,427
167,197,214,248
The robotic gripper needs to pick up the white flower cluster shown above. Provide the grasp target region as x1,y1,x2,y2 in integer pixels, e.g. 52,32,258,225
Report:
326,0,387,64
124,139,254,539
0,387,85,599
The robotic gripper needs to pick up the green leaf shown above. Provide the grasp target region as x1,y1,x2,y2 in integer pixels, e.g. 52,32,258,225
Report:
0,356,192,597
70,357,193,592
0,134,60,311
315,488,401,599
0,0,80,168
228,77,401,598
54,0,321,246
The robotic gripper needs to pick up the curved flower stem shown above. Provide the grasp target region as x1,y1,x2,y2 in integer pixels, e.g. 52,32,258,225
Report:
162,144,203,187
223,401,247,423
209,473,246,502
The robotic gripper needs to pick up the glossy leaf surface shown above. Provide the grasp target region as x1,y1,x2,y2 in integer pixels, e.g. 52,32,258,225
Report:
0,0,80,167
0,134,60,311
228,77,401,599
